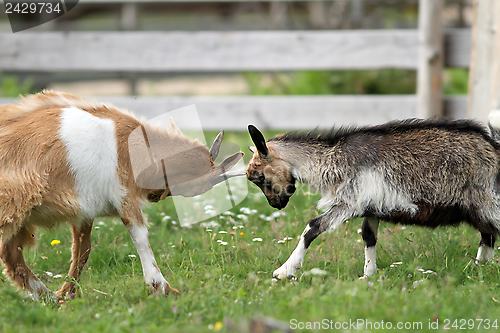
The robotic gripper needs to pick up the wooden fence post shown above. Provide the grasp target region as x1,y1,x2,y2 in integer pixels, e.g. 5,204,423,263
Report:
121,3,139,95
349,0,364,29
416,0,444,119
121,3,138,31
308,1,327,29
270,2,288,29
495,10,500,111
467,0,500,122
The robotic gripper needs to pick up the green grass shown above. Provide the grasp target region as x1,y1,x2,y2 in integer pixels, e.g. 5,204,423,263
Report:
0,74,36,97
244,70,417,96
1,132,499,333
243,68,469,97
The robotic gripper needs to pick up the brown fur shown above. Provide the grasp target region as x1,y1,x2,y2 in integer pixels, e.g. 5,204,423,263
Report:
0,91,239,302
247,144,296,209
57,221,93,296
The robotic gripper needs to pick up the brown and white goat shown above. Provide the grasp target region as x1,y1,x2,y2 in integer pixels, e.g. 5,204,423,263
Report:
0,91,243,302
247,118,500,280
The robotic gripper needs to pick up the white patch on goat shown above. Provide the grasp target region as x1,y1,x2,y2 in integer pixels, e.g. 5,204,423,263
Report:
28,279,55,302
488,109,500,129
292,165,315,186
363,246,377,277
273,225,311,279
476,244,494,264
353,170,417,216
127,223,170,293
317,184,348,212
317,195,337,211
59,107,125,218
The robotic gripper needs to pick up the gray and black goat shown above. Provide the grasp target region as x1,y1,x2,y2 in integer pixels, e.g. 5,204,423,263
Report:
247,113,500,279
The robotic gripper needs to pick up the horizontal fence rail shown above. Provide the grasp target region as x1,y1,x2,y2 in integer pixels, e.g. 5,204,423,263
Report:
76,0,413,3
0,29,470,72
0,19,472,129
0,95,467,130
78,0,334,2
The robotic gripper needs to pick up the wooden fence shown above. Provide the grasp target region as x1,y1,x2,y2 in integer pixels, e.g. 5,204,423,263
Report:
0,0,497,130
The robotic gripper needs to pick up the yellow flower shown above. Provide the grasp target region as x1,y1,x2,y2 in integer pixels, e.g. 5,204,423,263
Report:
50,240,61,246
240,232,244,237
213,322,223,331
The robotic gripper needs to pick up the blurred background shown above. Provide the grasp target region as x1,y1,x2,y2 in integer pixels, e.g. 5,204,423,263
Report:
0,0,472,96
0,0,484,129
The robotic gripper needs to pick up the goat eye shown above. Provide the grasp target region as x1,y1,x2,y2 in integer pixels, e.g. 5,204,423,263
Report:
258,173,265,181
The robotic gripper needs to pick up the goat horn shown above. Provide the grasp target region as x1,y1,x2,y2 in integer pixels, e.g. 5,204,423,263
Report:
209,130,224,161
169,118,182,136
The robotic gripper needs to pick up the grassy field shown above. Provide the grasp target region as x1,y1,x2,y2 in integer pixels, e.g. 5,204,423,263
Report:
1,132,500,333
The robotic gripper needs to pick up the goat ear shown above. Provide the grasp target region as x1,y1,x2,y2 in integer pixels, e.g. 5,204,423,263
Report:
219,151,244,172
210,152,245,186
248,125,268,157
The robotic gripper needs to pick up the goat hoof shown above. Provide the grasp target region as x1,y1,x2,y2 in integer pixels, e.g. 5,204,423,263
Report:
167,286,180,296
273,264,297,280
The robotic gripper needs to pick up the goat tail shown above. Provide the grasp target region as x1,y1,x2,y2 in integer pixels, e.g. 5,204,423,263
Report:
488,109,500,144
